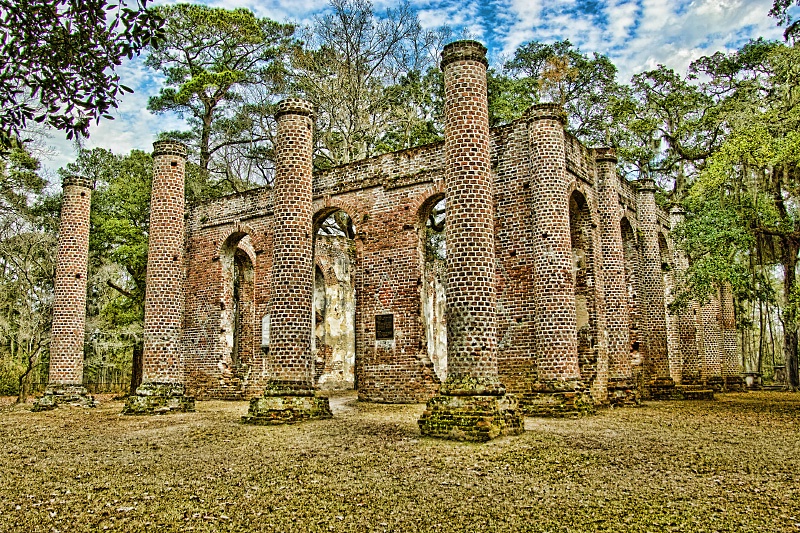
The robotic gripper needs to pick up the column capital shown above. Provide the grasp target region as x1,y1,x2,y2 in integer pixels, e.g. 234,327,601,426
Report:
61,175,94,190
525,103,567,124
152,140,188,159
440,40,488,69
275,98,314,120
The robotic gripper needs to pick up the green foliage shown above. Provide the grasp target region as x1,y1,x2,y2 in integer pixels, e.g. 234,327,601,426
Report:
0,0,163,149
146,3,296,186
502,39,622,145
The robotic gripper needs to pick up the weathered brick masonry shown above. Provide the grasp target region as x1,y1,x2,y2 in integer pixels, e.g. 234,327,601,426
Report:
123,141,195,414
178,42,741,415
33,175,96,410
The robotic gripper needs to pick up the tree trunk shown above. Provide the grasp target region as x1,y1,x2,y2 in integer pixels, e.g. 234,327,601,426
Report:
16,352,36,404
781,238,800,390
129,341,143,396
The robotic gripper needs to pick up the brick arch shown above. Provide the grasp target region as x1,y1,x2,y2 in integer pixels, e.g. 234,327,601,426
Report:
312,198,360,233
411,181,446,223
218,222,257,266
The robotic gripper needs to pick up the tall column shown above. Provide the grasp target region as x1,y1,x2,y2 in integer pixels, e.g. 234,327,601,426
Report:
698,294,724,391
720,283,744,390
670,206,700,384
636,178,675,398
595,149,635,405
520,103,593,416
33,176,96,410
243,98,332,425
123,141,194,414
418,40,522,441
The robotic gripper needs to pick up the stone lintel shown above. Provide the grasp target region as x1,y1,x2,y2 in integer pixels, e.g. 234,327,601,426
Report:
31,385,97,412
418,393,523,442
122,382,195,415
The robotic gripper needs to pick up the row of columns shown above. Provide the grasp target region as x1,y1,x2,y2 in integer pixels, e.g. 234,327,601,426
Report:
35,39,742,438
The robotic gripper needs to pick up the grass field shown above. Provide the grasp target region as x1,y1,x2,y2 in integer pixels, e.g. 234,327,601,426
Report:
1,392,798,532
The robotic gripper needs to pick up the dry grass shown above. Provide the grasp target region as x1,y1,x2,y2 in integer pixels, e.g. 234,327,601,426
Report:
1,392,799,532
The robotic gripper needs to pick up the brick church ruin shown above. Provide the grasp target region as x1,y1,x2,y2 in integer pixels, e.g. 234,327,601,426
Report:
35,41,743,440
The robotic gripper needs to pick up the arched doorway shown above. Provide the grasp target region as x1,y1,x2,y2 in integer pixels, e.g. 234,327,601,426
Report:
419,195,447,381
220,234,255,387
312,209,357,390
569,191,598,384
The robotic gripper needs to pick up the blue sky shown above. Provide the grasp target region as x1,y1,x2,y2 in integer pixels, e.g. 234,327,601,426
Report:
39,0,796,178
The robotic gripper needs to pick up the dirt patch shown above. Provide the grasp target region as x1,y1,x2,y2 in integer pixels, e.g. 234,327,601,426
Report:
1,392,798,532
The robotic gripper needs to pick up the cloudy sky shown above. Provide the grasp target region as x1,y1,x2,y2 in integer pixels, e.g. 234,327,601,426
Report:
39,0,795,178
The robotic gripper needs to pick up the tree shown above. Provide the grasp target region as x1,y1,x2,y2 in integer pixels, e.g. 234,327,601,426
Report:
293,0,446,168
503,40,622,145
677,40,800,389
770,0,800,40
0,148,53,401
611,66,722,198
0,0,163,150
146,4,296,190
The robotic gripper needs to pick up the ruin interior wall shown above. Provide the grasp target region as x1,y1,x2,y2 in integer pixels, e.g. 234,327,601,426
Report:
182,116,711,403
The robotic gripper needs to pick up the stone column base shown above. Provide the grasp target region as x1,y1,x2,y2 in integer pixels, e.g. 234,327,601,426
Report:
519,380,594,417
418,393,523,442
122,382,195,415
723,376,746,392
607,378,640,407
32,385,97,412
646,377,679,400
242,381,332,425
675,384,715,400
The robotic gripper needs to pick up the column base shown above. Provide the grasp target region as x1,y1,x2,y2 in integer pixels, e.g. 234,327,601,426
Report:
646,377,680,400
675,384,715,400
418,393,523,442
607,378,640,407
32,385,97,412
519,380,595,417
705,376,725,392
122,382,195,415
241,381,332,425
723,375,746,392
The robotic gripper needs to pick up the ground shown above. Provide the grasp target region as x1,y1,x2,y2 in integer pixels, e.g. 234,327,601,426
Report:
0,392,798,532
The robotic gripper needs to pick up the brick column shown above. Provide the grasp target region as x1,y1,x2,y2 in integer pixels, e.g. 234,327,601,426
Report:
636,178,675,398
418,41,522,441
33,176,96,411
670,206,699,384
698,294,724,391
719,283,743,390
519,103,592,416
123,141,194,414
243,98,331,425
595,149,635,405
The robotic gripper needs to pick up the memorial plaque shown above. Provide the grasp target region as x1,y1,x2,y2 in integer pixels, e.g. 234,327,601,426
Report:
375,314,394,340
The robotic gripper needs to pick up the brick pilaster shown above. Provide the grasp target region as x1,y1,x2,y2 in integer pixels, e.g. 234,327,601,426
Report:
595,149,634,403
529,104,580,382
636,178,672,385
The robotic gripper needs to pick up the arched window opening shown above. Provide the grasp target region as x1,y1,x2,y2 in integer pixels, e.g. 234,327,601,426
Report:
421,196,447,381
220,235,255,383
569,191,598,383
621,218,641,367
313,209,356,390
